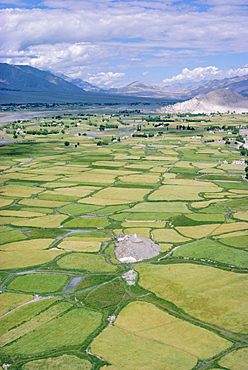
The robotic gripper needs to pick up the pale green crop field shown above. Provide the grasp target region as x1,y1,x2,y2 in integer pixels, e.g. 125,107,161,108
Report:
0,111,247,369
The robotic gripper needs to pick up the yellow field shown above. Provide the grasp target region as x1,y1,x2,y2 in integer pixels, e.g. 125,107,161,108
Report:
114,301,231,359
149,181,221,201
41,185,100,198
91,326,197,370
233,211,248,221
10,214,68,228
192,162,218,168
0,239,54,251
0,199,14,208
1,250,65,269
81,187,150,205
0,210,44,218
58,240,101,252
176,224,221,239
94,161,126,167
122,221,166,228
219,348,248,370
191,198,228,208
119,173,160,183
210,221,248,236
22,355,92,370
136,263,248,332
0,292,33,316
214,229,248,239
123,228,151,238
19,199,69,208
0,185,41,198
152,229,191,243
128,201,191,213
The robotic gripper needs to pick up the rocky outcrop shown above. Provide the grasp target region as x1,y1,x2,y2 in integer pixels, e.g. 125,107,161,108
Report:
115,234,160,263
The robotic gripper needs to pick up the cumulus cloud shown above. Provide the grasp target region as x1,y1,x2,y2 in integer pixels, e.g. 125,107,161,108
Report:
1,3,247,53
85,72,126,88
163,66,248,85
0,1,247,88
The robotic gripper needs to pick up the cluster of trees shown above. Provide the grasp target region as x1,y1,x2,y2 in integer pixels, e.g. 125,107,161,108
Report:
111,136,121,142
245,166,248,179
183,118,210,122
223,135,245,145
96,140,108,146
118,109,141,114
132,133,154,138
153,123,170,128
117,119,129,125
177,113,208,117
176,125,195,130
142,115,172,122
25,129,59,135
99,124,118,131
239,146,248,156
64,141,80,147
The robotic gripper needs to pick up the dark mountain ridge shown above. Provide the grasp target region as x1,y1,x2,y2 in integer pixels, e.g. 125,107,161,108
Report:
0,63,85,93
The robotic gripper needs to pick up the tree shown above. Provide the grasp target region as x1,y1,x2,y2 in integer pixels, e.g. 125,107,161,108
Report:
64,141,70,146
245,166,248,179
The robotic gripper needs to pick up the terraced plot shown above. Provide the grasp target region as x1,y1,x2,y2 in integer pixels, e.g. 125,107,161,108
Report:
0,111,247,369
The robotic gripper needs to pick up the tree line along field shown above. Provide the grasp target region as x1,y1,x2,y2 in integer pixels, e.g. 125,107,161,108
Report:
0,108,248,369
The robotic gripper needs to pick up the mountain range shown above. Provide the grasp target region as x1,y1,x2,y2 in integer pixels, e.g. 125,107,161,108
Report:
65,75,248,99
0,63,248,107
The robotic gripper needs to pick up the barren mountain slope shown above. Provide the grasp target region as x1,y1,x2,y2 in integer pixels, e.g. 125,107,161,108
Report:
158,88,248,114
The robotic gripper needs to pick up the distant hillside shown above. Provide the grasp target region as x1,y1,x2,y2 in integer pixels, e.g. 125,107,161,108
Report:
56,73,104,93
158,88,248,114
0,63,86,93
99,75,248,99
184,75,248,97
107,81,185,99
163,74,248,97
68,79,103,93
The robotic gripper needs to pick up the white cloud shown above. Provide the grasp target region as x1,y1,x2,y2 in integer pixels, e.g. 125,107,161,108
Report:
85,72,126,88
163,66,248,85
1,4,247,54
0,1,247,88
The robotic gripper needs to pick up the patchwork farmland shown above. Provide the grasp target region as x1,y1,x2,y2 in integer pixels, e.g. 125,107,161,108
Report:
0,106,247,369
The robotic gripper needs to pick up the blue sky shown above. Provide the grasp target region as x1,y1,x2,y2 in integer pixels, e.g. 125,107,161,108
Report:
0,0,248,88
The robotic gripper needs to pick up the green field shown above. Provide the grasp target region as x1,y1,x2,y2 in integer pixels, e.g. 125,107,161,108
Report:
0,110,247,369
7,273,69,293
57,252,117,272
1,307,102,355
